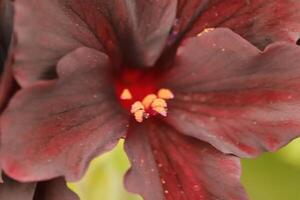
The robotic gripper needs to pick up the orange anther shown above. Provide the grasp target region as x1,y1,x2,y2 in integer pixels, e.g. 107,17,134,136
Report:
142,94,157,109
120,88,132,100
131,101,144,114
157,88,174,100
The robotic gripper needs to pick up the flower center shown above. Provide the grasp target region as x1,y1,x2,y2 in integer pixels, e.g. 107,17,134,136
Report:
115,68,174,123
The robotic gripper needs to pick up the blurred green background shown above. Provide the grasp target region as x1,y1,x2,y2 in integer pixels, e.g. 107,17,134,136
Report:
69,138,300,200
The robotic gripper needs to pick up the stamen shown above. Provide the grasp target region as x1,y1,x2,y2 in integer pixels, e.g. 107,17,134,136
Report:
134,110,145,123
142,94,157,109
131,101,144,114
128,88,174,122
151,98,168,117
151,98,167,108
120,88,132,100
157,88,174,100
152,106,167,117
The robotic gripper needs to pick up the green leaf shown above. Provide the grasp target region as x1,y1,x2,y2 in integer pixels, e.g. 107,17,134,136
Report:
68,140,142,200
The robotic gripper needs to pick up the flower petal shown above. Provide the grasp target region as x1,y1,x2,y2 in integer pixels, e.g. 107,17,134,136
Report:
34,177,78,200
12,0,101,87
168,0,210,44
1,47,127,181
86,0,177,66
0,175,78,200
163,28,300,157
0,37,20,182
172,0,300,49
12,0,176,87
0,0,13,46
0,175,36,200
0,0,13,67
125,120,247,200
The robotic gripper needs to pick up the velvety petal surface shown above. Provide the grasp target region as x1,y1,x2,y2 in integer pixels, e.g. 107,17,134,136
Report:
0,176,78,200
0,0,12,46
33,177,78,200
125,120,247,200
12,0,176,87
0,175,36,200
0,46,19,113
162,28,300,157
12,0,100,87
0,65,18,182
168,0,209,44
171,0,300,49
1,47,127,181
0,37,19,182
0,0,12,68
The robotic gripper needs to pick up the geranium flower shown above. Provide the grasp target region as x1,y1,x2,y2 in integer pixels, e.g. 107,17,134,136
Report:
1,0,300,199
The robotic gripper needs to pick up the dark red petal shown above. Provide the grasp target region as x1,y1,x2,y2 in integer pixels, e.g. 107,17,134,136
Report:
84,0,176,67
0,0,13,67
1,47,127,181
172,0,300,49
0,62,19,183
0,175,36,200
0,176,78,200
12,0,102,87
0,0,13,47
0,46,19,113
162,28,300,157
34,177,78,200
0,35,20,183
168,0,210,44
125,120,247,200
12,0,176,87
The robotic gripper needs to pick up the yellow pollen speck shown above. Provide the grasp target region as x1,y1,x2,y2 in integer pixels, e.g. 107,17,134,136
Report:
157,88,174,100
134,110,145,123
131,101,144,114
197,28,215,37
142,94,157,109
120,88,132,100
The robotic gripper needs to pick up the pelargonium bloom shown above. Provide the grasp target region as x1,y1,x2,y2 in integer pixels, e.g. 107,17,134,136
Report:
1,0,300,199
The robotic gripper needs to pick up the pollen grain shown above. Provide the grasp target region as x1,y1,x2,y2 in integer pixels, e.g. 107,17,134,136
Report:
130,101,144,114
120,88,132,100
134,110,146,123
197,27,215,37
151,98,168,117
158,88,174,100
142,94,157,109
151,98,167,108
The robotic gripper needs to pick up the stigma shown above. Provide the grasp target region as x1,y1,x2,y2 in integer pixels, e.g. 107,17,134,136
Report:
121,88,174,123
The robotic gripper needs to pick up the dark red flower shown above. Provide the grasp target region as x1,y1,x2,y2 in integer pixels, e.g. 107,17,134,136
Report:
2,1,300,200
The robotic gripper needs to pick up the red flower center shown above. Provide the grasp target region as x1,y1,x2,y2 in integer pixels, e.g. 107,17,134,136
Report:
115,68,174,122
